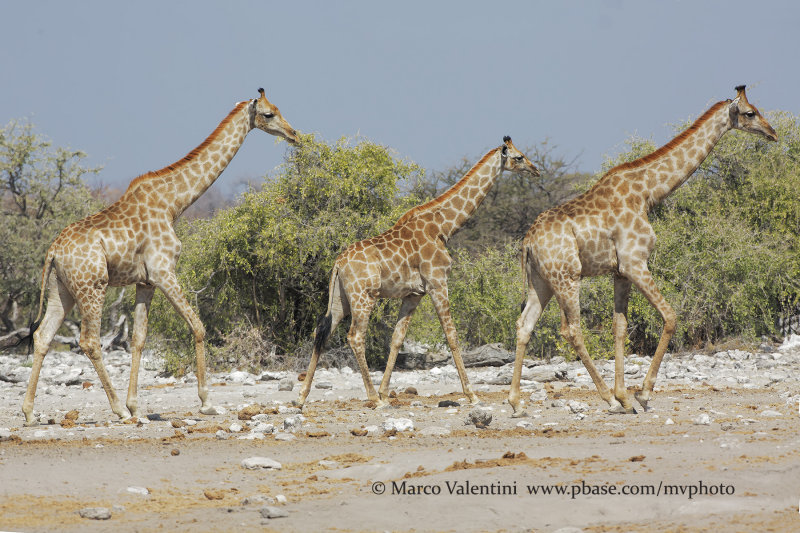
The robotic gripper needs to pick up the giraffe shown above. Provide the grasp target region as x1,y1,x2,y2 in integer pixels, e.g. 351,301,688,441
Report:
295,137,539,409
22,89,298,425
509,85,777,416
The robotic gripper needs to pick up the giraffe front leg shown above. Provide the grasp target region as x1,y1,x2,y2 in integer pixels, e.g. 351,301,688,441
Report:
428,286,479,405
156,273,213,415
626,265,676,412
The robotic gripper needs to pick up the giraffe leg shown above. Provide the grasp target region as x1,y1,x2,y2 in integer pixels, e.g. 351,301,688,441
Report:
347,295,381,406
155,272,212,414
22,273,74,426
378,294,423,402
295,303,348,409
428,285,479,405
625,266,676,412
79,287,128,421
510,270,552,416
555,279,620,411
126,283,155,418
610,275,636,414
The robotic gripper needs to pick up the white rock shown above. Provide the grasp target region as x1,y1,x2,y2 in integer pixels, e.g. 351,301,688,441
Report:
283,415,305,432
215,430,228,440
126,486,149,495
516,420,535,430
241,457,282,470
315,381,333,389
274,432,296,441
251,422,274,434
760,409,782,417
260,506,289,519
275,494,288,504
665,418,675,425
693,413,711,425
79,507,111,520
229,423,243,433
567,400,589,414
382,418,414,432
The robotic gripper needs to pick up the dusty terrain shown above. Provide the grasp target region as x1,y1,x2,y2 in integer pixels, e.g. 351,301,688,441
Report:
0,342,798,532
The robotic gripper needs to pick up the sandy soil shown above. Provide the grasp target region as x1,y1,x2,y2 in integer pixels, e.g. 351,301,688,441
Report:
0,360,798,533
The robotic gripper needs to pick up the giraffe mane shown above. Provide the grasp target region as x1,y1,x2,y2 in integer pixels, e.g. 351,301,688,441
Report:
602,100,730,178
394,146,501,226
124,100,250,191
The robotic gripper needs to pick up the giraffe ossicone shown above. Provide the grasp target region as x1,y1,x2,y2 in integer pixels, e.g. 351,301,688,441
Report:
509,85,777,417
22,89,298,425
295,137,539,409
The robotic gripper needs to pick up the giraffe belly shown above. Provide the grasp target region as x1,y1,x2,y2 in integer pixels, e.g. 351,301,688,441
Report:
377,271,425,299
577,235,618,277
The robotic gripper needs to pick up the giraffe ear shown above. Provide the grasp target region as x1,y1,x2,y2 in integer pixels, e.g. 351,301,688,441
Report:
501,144,508,155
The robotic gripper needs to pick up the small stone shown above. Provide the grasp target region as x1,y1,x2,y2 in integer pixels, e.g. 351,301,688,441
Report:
251,422,274,434
567,400,589,414
278,378,294,392
200,406,226,416
203,489,225,500
693,413,711,425
515,420,535,430
551,399,566,408
242,495,275,506
79,507,111,520
0,428,13,441
229,423,243,433
241,457,282,470
275,494,287,504
438,400,460,408
720,422,735,431
260,506,289,519
318,460,338,468
274,432,296,441
315,381,333,390
665,418,675,425
382,418,414,432
404,387,418,395
283,415,305,432
278,405,301,415
760,409,782,417
465,407,492,428
238,404,262,420
126,486,150,495
171,448,180,456
215,430,228,440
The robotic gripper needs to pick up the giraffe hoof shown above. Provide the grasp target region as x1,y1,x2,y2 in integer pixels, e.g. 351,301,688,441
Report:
510,409,529,419
608,404,637,415
23,419,39,427
290,400,305,410
375,400,392,410
634,391,652,412
199,405,225,416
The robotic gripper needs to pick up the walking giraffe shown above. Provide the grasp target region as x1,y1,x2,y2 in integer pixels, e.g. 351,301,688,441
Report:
509,85,777,416
296,137,539,408
22,89,299,424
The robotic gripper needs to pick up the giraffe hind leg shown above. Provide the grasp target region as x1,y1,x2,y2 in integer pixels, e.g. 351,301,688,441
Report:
378,294,423,403
22,273,75,425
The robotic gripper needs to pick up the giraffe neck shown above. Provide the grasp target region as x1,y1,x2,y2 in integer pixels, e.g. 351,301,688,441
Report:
609,100,733,209
401,148,503,239
124,100,253,220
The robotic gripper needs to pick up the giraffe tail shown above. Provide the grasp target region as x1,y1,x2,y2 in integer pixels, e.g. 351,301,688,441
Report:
519,244,533,313
18,247,56,352
313,265,340,354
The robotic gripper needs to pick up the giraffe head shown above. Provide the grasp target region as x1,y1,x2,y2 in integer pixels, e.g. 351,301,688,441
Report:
501,136,540,176
251,88,300,144
729,85,777,142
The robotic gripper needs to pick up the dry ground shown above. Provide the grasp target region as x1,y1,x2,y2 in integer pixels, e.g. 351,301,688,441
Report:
0,367,798,532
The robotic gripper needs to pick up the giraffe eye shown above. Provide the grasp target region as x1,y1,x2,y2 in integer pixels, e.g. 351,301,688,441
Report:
514,156,524,161
261,112,275,119
744,111,755,118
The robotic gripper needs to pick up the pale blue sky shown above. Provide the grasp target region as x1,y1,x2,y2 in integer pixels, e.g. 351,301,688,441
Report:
2,0,797,195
